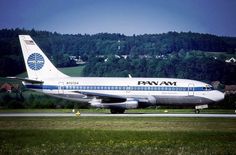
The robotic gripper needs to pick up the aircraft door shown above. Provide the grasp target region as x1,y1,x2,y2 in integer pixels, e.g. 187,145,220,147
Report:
58,82,64,94
188,83,194,96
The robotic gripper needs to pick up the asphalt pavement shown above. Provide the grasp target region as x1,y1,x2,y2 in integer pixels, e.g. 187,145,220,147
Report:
0,113,236,118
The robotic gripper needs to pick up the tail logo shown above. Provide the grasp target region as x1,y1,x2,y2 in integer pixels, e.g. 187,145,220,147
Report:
27,53,45,70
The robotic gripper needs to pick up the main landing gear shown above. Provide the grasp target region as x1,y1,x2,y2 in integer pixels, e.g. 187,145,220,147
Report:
110,109,125,114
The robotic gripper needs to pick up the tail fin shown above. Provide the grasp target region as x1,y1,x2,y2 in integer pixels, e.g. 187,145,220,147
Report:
19,35,68,80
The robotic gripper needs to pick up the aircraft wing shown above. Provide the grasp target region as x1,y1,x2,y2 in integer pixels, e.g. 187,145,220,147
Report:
73,91,127,103
7,77,44,84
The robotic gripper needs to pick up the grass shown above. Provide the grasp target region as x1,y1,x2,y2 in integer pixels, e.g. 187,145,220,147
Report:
0,129,236,155
58,65,85,77
0,117,236,131
0,117,236,154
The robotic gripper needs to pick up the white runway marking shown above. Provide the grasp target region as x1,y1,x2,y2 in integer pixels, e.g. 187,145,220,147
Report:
0,113,236,118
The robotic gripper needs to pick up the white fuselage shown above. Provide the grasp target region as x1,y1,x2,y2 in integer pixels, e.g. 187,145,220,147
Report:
24,77,225,107
18,35,225,113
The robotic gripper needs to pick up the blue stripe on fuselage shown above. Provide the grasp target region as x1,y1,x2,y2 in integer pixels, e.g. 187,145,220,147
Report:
25,84,209,92
25,85,58,90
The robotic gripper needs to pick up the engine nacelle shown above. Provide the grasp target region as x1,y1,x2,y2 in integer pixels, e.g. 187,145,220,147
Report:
89,99,103,108
89,98,138,109
124,99,138,109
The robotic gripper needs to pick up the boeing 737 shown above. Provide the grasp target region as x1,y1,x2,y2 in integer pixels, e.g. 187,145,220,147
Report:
10,35,225,113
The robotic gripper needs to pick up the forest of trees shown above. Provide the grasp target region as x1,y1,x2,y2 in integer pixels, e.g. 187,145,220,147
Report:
0,28,236,84
83,53,236,84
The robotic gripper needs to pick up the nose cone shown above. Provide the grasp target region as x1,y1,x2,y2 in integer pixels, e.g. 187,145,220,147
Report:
213,90,225,102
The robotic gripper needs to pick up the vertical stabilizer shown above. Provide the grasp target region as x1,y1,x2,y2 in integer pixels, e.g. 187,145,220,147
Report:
19,35,68,80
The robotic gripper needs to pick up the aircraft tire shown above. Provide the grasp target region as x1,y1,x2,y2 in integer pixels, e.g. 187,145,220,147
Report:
110,109,125,114
195,109,200,114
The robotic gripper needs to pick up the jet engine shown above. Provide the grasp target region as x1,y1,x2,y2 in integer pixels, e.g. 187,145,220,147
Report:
89,98,138,109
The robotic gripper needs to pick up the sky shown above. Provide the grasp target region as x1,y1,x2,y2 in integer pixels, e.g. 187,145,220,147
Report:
0,0,235,36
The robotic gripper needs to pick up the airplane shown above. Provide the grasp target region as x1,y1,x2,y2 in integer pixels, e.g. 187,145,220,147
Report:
10,35,225,114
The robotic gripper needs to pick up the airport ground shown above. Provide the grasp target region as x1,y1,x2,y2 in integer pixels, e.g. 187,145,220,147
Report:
0,109,236,154
0,108,236,114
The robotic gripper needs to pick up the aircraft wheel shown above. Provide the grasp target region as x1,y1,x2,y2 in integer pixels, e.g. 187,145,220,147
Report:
110,109,125,114
110,109,117,114
117,109,125,114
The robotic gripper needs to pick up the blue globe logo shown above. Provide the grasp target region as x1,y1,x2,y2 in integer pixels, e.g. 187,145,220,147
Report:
27,53,45,70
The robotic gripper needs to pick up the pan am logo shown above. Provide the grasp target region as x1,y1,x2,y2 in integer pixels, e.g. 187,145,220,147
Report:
27,53,45,70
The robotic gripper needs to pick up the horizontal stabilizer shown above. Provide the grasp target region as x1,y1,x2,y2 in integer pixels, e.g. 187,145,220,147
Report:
7,77,44,84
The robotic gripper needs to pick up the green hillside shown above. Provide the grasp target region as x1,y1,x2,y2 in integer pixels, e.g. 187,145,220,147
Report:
1,28,236,84
59,65,85,77
1,28,236,77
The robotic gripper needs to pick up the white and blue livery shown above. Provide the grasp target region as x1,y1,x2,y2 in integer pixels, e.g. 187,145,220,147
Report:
10,35,225,114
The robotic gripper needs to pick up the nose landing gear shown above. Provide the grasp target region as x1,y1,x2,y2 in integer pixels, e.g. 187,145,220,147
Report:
194,109,200,114
194,104,208,114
